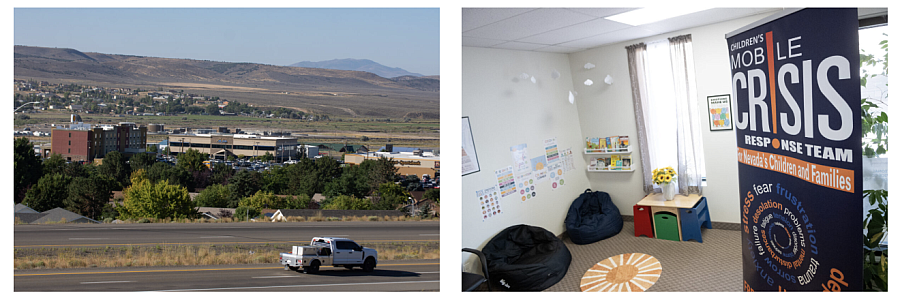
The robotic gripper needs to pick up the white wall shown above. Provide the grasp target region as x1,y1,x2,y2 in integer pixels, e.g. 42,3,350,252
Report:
461,47,592,252
567,12,778,224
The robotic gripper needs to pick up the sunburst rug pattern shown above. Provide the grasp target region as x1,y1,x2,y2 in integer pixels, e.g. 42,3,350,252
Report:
580,253,662,292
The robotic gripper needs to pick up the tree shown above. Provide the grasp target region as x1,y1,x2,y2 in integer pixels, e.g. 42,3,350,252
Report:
206,103,220,115
367,156,398,193
129,153,156,173
238,190,284,210
14,137,42,204
373,182,409,210
210,163,235,185
117,170,195,220
194,184,233,208
323,165,369,198
260,152,274,162
177,148,208,173
42,153,67,177
147,145,158,153
98,151,130,190
234,206,260,221
65,174,115,220
227,170,263,208
424,188,440,205
320,195,371,210
22,173,73,212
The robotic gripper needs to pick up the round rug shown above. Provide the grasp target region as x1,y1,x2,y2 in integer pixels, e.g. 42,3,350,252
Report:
580,253,662,292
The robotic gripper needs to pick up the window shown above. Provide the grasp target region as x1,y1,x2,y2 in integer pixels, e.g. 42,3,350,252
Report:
335,241,361,251
627,35,706,194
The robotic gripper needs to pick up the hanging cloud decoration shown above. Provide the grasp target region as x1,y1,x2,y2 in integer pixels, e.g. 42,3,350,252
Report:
519,73,530,80
568,91,575,104
584,63,595,69
530,76,536,84
604,75,614,85
551,69,560,80
584,79,593,86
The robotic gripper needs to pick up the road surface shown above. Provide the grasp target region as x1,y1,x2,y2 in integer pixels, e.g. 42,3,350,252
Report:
14,221,440,248
14,260,439,291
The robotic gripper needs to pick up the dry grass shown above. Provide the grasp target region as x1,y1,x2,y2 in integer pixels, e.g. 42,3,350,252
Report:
13,242,439,270
17,214,438,225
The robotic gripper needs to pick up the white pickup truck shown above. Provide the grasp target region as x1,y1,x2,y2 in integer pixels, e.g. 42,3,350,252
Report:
280,237,378,274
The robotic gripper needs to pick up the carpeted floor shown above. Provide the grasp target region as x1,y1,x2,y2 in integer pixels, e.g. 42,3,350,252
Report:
545,221,742,292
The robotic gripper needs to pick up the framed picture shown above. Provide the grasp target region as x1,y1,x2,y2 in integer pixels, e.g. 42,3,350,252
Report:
462,116,481,176
707,94,733,131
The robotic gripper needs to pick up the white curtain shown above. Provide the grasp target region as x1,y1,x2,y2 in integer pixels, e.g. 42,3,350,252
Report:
626,35,705,195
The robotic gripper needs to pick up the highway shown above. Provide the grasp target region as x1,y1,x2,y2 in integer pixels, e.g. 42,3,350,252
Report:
14,260,440,291
14,221,440,248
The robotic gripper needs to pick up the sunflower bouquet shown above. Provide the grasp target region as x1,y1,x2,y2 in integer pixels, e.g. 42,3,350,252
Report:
652,167,677,185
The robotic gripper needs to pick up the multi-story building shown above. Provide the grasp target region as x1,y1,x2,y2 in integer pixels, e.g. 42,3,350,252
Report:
167,134,301,160
50,122,147,162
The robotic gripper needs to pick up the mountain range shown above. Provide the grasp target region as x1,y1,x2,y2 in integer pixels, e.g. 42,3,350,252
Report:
288,59,424,78
14,45,439,118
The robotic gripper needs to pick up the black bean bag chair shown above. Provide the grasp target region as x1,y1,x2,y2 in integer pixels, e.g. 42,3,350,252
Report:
565,189,623,244
481,224,572,291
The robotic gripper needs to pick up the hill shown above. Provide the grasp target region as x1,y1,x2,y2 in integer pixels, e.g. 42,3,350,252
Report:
288,58,424,78
14,46,439,118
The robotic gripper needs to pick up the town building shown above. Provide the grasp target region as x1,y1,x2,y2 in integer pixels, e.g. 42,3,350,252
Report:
50,122,147,162
168,134,304,160
344,150,440,177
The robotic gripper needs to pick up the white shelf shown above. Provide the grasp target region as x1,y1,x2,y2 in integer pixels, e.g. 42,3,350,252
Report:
587,168,635,172
584,147,631,155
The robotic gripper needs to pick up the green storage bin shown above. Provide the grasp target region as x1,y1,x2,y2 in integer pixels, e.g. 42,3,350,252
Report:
654,212,680,241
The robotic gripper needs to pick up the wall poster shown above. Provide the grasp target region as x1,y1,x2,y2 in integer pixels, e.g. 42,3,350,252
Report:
462,116,480,176
726,8,862,291
707,94,734,131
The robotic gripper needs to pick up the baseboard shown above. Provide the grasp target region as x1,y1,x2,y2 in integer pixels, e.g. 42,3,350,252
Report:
622,215,741,231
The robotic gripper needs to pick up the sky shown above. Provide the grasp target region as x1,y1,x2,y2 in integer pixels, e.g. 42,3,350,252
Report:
14,8,440,76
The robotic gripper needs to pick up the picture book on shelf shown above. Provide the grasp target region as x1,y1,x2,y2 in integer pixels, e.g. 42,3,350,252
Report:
622,156,632,169
620,136,629,150
610,155,620,169
609,136,619,151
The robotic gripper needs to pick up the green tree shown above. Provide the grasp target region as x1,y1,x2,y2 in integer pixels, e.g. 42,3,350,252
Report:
147,145,158,153
22,173,73,212
194,184,233,208
129,153,157,173
367,156,398,193
14,137,42,204
65,174,115,220
323,165,370,198
98,151,130,190
320,195,371,210
234,205,260,221
147,162,191,188
206,103,220,115
42,153,67,177
373,182,409,210
260,151,274,162
117,170,195,220
177,148,208,173
424,188,440,205
238,190,284,210
227,170,263,207
210,163,235,185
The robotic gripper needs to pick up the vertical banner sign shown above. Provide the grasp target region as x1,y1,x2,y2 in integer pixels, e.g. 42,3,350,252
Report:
726,8,862,291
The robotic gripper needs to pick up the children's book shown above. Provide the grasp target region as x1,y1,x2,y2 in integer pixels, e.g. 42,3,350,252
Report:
620,136,630,150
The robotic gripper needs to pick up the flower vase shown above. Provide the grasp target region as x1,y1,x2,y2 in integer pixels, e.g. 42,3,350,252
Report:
662,182,676,201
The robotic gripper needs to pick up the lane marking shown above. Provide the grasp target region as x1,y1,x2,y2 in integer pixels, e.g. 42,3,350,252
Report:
14,263,441,277
252,276,298,279
416,272,440,274
80,281,133,284
15,239,439,248
418,234,439,236
198,236,234,239
68,238,108,240
145,280,441,292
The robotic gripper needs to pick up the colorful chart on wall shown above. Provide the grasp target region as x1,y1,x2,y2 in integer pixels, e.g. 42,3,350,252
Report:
494,166,517,198
580,253,661,292
562,148,577,173
706,95,733,131
509,143,531,173
548,162,565,190
544,137,560,163
476,185,501,222
515,171,537,201
530,155,548,184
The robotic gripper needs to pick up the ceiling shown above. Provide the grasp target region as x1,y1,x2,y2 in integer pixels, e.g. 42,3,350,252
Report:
462,8,888,54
